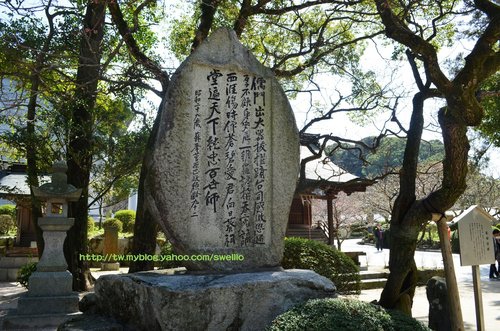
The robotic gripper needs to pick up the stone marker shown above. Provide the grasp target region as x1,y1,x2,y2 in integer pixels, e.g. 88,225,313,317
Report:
145,27,299,272
101,224,120,271
93,28,335,331
426,276,451,331
3,161,82,329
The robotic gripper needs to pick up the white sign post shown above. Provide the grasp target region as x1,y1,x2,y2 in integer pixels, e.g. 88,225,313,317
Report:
456,205,496,331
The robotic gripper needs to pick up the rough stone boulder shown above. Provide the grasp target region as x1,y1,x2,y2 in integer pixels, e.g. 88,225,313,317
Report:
95,269,336,331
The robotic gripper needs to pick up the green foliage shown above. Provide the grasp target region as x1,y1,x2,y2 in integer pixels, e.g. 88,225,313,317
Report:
88,217,96,233
417,223,440,249
103,218,123,233
268,298,430,331
17,262,37,289
282,237,360,294
114,210,136,233
478,73,500,147
0,1,151,214
127,220,135,233
0,214,16,235
0,204,16,218
167,0,376,95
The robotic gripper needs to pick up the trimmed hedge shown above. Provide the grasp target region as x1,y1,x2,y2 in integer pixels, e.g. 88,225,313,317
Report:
282,237,360,294
103,218,123,233
114,210,135,233
0,214,16,235
0,204,16,218
88,217,96,233
268,298,430,331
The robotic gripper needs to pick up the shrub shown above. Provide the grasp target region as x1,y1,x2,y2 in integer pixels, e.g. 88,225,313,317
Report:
268,298,430,331
0,204,16,218
88,217,96,233
126,220,135,233
18,262,37,289
282,237,360,294
103,218,123,233
0,214,16,235
114,210,135,233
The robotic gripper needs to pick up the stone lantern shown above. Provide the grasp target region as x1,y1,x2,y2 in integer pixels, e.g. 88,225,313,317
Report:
3,161,82,329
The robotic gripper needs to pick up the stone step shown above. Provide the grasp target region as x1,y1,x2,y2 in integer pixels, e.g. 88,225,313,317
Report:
0,256,38,268
0,256,39,281
360,278,388,290
285,228,328,243
360,271,389,280
0,268,21,282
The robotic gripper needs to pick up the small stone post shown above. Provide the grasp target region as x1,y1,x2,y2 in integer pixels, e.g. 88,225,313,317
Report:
101,224,120,271
3,161,83,329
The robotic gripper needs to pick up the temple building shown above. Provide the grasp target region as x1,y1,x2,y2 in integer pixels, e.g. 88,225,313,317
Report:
287,134,374,244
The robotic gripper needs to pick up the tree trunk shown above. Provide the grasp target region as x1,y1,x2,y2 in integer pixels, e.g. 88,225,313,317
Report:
25,2,57,257
379,97,470,312
379,90,428,311
128,104,161,273
27,79,44,257
327,198,334,246
65,0,106,291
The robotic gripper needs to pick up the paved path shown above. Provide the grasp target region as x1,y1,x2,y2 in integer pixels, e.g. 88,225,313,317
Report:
341,238,500,331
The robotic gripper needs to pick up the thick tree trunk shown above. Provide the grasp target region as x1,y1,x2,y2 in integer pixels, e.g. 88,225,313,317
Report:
379,91,426,311
379,222,419,313
25,3,56,257
27,83,43,257
379,100,470,312
65,0,106,291
128,112,161,273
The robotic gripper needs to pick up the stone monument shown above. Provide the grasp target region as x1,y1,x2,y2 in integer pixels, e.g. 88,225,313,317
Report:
3,161,82,329
101,224,120,271
94,28,335,331
145,28,300,272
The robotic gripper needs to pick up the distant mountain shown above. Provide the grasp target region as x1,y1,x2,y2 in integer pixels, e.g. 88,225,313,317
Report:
327,136,445,178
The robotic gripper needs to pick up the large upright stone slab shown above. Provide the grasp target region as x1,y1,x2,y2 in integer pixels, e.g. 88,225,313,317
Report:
146,28,299,272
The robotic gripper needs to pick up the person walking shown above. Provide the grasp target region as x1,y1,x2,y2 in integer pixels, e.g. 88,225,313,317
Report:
490,229,500,279
374,225,384,252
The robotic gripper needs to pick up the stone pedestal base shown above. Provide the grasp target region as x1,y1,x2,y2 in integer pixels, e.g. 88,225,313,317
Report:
3,271,80,329
101,262,120,271
28,270,73,296
95,269,336,331
3,312,82,330
3,292,80,329
16,293,80,314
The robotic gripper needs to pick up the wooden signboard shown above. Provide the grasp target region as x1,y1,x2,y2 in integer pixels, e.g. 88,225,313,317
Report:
456,205,495,331
457,205,495,267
